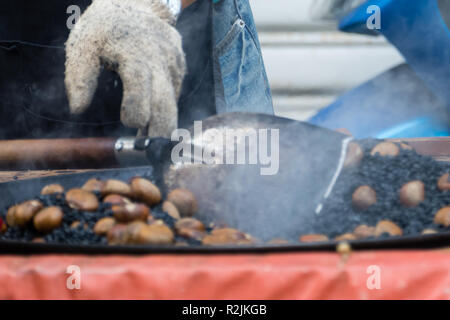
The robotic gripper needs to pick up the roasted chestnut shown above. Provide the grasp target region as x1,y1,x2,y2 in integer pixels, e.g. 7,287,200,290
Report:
399,142,413,151
41,184,64,195
94,217,116,236
112,203,150,223
352,185,377,212
422,229,437,235
374,220,403,237
334,233,356,241
130,177,162,206
102,179,132,197
177,228,205,241
370,142,399,157
167,189,198,217
66,189,99,211
128,223,174,245
299,234,329,243
434,206,450,227
14,200,43,227
103,194,131,206
82,178,105,193
107,224,128,245
437,173,450,191
202,228,253,245
399,181,425,208
6,205,17,227
33,207,63,233
353,225,375,239
162,201,181,220
343,142,364,168
175,218,205,233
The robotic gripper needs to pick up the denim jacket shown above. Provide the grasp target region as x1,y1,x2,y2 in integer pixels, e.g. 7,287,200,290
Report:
212,0,274,115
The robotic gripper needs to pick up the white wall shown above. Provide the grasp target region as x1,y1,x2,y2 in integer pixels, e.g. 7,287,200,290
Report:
249,0,405,120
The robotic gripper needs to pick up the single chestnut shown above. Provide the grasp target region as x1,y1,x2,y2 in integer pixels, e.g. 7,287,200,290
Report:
14,200,43,227
437,173,450,191
175,218,205,234
343,142,364,168
370,142,399,157
41,184,64,195
94,217,116,235
299,234,329,243
334,233,357,241
130,177,162,206
130,223,174,245
353,225,376,239
112,203,150,223
374,220,403,237
6,205,17,227
66,189,99,211
422,229,437,235
399,181,425,208
33,207,63,233
103,194,131,206
70,221,81,229
352,185,377,211
399,142,413,151
167,189,198,217
70,221,90,230
177,228,205,241
434,206,450,227
124,221,148,244
202,228,253,245
162,201,181,220
107,224,128,245
82,178,105,193
102,179,132,197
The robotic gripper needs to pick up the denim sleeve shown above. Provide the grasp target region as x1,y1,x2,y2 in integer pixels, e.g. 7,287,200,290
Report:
212,0,274,115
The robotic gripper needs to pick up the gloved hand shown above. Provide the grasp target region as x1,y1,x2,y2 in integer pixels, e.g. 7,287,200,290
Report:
65,0,186,137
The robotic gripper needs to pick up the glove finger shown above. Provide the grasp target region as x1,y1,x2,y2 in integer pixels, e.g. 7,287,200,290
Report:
117,62,152,130
146,71,178,138
65,27,101,115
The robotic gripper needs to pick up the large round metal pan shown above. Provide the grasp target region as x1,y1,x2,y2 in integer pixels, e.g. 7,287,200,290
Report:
0,167,448,254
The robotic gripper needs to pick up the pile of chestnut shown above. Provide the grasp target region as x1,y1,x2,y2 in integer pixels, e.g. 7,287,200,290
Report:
299,141,450,243
2,177,256,246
